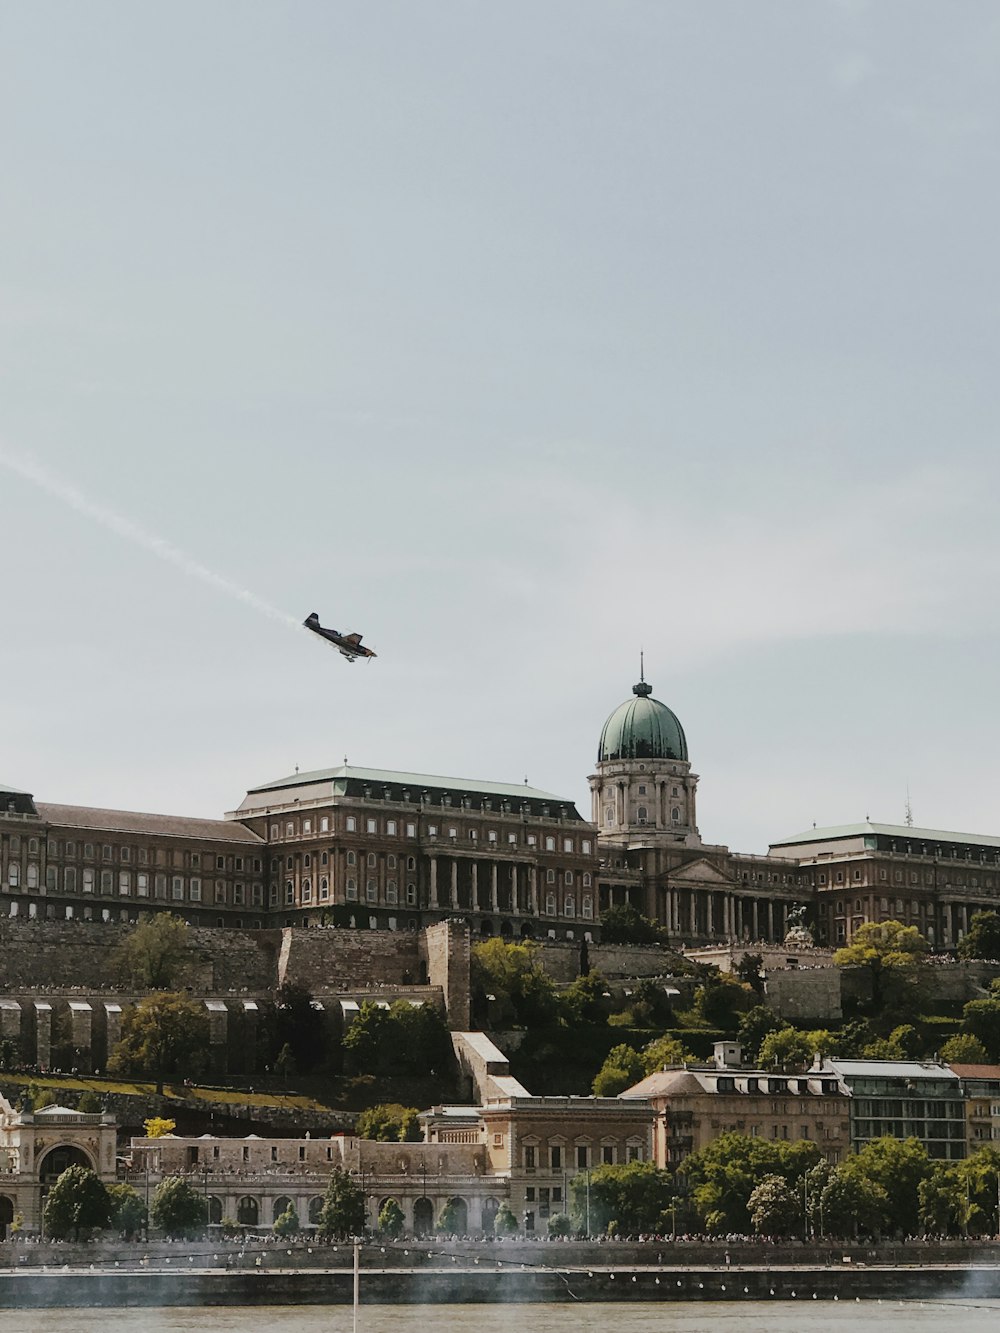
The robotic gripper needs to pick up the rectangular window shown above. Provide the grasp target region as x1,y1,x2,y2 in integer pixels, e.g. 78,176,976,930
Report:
366,880,377,903
524,1146,536,1170
189,878,202,902
346,817,357,832
101,870,113,893
45,867,57,891
320,817,329,833
563,838,573,853
581,840,592,854
367,819,377,834
576,1145,588,1169
234,883,245,905
303,819,312,834
346,879,357,901
137,873,149,897
406,823,416,837
406,883,417,905
550,1146,562,1170
171,877,184,901
387,820,397,836
119,871,131,895
121,846,131,863
155,873,166,898
215,880,226,904
602,1145,614,1165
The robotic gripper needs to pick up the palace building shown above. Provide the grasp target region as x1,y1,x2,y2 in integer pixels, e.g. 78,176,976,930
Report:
2,674,999,947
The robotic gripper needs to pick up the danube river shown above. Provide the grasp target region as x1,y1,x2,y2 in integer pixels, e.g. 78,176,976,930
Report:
0,1303,996,1332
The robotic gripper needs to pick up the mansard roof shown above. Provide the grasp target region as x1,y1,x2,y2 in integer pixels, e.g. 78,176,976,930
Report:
38,803,263,844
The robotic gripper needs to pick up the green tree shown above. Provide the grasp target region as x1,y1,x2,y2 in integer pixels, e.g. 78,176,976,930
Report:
43,1166,112,1240
273,1203,300,1237
735,953,765,996
275,1042,298,1082
0,1038,21,1070
748,1174,800,1236
839,1136,930,1237
317,1169,366,1239
151,1176,207,1239
471,939,558,1029
833,920,929,1011
264,981,330,1074
548,1212,572,1237
641,1034,691,1074
959,911,1000,961
939,1033,989,1063
694,975,752,1030
108,1182,147,1239
737,1007,785,1064
109,992,209,1095
597,904,664,945
918,1164,964,1235
810,1162,889,1238
861,1024,922,1060
684,1133,821,1235
76,1091,103,1113
356,1103,422,1142
591,1044,646,1097
962,999,1000,1062
568,1160,673,1236
437,1198,465,1235
559,971,612,1025
757,1028,814,1071
116,912,191,989
343,1000,451,1077
378,1198,405,1238
24,1083,56,1111
494,1202,519,1236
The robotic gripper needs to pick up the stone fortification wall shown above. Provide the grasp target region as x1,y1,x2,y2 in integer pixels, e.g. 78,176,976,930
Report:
536,938,683,983
277,927,423,991
765,967,843,1022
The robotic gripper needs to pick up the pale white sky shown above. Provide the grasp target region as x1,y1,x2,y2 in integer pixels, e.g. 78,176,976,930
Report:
3,2,1000,852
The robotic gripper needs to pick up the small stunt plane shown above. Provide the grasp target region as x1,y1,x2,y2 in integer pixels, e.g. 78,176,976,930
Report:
303,612,377,663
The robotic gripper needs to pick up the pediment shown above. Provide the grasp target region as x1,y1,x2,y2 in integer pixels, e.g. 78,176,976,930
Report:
669,858,735,887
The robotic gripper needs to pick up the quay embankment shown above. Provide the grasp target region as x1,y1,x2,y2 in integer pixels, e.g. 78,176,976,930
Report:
0,1240,997,1306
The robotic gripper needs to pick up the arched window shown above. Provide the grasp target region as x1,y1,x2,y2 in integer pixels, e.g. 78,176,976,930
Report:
237,1197,259,1227
346,878,357,900
545,893,557,915
346,851,356,866
636,807,648,823
671,808,680,822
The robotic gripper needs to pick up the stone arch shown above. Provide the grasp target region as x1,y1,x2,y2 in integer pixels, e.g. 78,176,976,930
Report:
519,923,533,938
38,1144,94,1183
413,1196,434,1237
237,1196,259,1227
441,1196,468,1235
479,920,493,937
208,1196,223,1226
0,1196,13,1240
272,1195,294,1223
308,1196,324,1226
499,920,513,938
481,1196,500,1234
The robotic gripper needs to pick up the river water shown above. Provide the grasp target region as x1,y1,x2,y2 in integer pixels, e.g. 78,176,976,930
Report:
0,1302,997,1332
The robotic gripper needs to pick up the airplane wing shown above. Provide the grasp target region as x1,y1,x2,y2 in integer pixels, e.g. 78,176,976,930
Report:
343,633,363,646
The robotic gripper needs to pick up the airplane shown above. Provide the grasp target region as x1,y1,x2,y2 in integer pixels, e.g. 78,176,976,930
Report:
303,612,377,662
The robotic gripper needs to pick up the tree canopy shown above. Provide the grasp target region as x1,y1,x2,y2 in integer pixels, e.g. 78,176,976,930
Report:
833,920,929,1010
958,911,1000,961
151,1175,207,1239
598,904,665,945
569,1160,674,1236
684,1133,821,1234
261,981,331,1074
355,1103,422,1142
108,1182,147,1239
342,1000,452,1077
317,1169,367,1239
109,992,209,1094
470,939,557,1029
43,1166,112,1240
115,912,191,989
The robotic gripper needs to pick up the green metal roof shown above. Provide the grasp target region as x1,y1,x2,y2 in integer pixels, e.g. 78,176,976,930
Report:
248,764,570,804
598,681,688,763
771,821,1000,851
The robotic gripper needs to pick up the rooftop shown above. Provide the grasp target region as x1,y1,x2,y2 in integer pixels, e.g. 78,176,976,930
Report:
246,764,570,803
38,803,263,844
825,1058,959,1081
770,821,1000,851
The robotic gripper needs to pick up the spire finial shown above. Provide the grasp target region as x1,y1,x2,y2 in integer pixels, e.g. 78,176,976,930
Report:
640,649,645,683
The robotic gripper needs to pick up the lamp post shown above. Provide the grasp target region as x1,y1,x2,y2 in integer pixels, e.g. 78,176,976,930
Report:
585,1168,591,1238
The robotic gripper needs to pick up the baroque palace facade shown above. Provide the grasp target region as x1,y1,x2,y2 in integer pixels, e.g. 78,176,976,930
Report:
2,675,1000,946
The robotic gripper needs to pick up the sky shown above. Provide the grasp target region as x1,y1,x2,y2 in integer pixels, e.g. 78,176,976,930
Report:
3,1,1000,853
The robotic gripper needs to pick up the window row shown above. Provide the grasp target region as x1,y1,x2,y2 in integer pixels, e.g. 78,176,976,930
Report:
268,817,592,855
5,837,260,873
4,865,261,905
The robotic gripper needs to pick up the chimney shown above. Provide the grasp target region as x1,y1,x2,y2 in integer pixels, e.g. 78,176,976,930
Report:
713,1041,742,1069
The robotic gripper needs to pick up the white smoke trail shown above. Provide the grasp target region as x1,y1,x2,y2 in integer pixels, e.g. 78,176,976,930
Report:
0,446,303,631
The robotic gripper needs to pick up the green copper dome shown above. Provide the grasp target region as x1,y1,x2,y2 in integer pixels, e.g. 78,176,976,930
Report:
598,680,688,763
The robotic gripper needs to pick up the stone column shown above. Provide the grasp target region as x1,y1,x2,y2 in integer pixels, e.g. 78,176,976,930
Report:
242,999,259,1073
0,1000,21,1045
529,866,538,914
959,904,969,939
942,906,952,947
706,893,714,938
490,864,499,913
34,1002,52,1071
689,890,697,936
766,901,774,943
105,1002,122,1063
68,1001,93,1071
450,860,459,909
752,899,759,940
510,864,519,914
429,856,439,909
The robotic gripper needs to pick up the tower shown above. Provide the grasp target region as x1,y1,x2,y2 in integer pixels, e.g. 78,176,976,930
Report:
588,674,700,850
